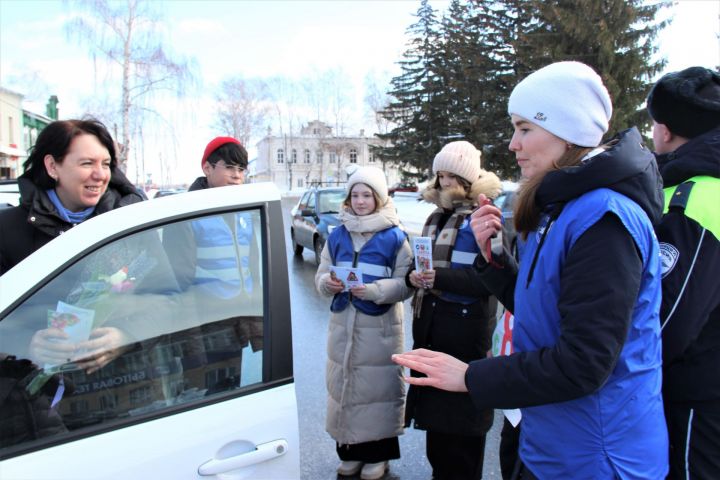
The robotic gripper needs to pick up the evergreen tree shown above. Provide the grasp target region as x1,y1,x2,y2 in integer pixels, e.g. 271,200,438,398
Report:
525,0,669,136
376,0,448,179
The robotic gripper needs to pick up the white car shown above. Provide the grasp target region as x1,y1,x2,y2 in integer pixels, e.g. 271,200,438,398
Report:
0,179,20,208
0,183,300,479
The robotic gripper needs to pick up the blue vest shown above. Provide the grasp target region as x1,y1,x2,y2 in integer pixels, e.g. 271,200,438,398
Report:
439,218,482,304
514,189,667,478
191,212,254,299
328,225,406,316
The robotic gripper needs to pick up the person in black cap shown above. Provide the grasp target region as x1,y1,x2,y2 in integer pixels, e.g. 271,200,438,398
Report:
647,66,720,479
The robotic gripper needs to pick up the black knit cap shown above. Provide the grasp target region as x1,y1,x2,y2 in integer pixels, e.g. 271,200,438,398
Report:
647,66,720,138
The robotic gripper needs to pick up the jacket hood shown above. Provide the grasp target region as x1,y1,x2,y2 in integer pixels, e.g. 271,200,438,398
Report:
536,127,665,225
339,196,400,233
189,176,209,191
421,169,502,209
655,126,720,187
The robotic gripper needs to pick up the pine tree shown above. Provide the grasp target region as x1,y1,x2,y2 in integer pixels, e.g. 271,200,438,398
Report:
519,0,668,136
377,0,448,179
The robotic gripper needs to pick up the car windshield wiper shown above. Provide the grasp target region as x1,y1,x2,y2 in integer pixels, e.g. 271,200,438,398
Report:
320,210,339,214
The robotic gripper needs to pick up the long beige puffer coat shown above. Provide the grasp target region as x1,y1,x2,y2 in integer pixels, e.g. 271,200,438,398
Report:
315,197,413,445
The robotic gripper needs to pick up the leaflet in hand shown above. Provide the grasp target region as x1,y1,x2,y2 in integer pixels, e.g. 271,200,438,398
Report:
492,303,522,427
45,301,95,369
330,266,363,292
413,237,433,272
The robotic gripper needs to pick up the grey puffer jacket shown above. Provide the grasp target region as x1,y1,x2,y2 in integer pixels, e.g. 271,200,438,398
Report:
315,198,413,445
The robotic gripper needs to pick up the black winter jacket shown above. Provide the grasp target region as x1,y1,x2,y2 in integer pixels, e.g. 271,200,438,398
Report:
405,209,495,436
0,169,143,275
655,127,720,404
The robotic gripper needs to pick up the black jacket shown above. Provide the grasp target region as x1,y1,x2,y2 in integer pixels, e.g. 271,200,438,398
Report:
405,211,495,436
655,127,720,404
0,169,144,275
469,128,664,409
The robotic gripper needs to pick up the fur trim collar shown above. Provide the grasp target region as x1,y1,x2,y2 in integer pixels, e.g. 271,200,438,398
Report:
421,169,502,209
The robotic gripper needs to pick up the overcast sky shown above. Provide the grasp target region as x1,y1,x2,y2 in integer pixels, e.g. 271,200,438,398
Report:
1,0,718,186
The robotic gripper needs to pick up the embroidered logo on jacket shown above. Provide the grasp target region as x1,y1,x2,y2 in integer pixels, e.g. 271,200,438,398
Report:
659,242,680,278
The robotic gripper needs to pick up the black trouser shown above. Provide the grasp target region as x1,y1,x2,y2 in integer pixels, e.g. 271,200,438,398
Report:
665,401,720,479
500,417,523,480
336,436,400,463
426,430,486,480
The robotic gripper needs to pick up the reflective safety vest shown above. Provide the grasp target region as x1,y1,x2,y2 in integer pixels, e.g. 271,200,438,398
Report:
328,225,407,316
663,175,720,240
439,220,482,305
191,212,254,299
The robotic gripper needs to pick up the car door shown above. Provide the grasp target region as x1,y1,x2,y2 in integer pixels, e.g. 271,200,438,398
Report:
0,183,299,479
292,191,310,248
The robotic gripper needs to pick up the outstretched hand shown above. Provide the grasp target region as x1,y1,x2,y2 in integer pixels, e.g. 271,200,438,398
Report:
75,327,130,374
392,348,469,392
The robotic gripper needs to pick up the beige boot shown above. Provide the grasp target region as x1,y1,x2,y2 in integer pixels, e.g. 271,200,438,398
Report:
337,460,363,476
360,461,388,480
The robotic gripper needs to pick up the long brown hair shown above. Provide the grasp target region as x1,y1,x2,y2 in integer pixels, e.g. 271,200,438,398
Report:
514,145,594,238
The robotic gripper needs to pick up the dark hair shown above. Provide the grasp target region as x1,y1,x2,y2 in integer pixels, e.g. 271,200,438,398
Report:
206,142,248,168
23,119,117,189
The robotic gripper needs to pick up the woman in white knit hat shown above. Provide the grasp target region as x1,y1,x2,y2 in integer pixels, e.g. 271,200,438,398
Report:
315,166,413,480
394,61,668,478
404,140,501,480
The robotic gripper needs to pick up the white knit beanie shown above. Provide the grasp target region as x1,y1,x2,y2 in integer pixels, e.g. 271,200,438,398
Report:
508,61,612,147
346,166,388,204
432,141,482,182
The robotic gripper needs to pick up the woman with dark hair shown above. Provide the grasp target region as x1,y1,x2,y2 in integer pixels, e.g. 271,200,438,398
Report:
0,118,145,373
0,118,143,274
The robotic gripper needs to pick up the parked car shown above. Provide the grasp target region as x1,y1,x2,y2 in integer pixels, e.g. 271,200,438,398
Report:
0,179,20,209
388,182,418,196
494,181,519,257
0,184,300,478
153,188,187,198
290,186,345,265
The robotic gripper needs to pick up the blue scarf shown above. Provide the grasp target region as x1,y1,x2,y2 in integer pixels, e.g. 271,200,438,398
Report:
46,189,96,224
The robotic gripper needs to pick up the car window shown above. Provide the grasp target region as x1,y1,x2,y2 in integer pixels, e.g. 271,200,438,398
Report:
297,191,310,211
317,190,344,213
0,208,265,454
307,192,317,211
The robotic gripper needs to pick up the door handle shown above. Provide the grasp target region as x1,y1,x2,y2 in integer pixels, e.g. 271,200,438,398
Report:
198,439,289,475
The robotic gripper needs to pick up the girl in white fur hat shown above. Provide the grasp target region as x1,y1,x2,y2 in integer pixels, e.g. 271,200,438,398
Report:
315,166,413,480
405,140,502,479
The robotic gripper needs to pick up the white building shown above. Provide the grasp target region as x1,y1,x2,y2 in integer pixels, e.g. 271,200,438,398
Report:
253,120,401,192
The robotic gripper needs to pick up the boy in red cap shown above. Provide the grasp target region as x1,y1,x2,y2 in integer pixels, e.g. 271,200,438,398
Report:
162,136,261,391
195,136,248,190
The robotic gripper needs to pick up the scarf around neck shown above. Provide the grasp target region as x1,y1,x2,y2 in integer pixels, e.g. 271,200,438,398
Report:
47,189,96,224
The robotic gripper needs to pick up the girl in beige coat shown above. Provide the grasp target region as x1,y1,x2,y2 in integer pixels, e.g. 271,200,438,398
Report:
315,166,413,480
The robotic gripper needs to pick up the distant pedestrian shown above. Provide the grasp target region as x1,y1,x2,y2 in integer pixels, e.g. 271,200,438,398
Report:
647,66,720,478
315,166,413,480
405,140,501,480
393,61,669,478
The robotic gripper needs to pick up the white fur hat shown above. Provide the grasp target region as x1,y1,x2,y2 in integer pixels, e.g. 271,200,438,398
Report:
346,166,388,204
432,141,482,182
508,61,612,147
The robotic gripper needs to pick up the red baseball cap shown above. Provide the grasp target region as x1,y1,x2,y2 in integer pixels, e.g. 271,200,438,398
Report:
201,136,242,167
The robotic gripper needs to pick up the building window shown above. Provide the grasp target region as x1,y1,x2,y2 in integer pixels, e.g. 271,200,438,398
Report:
313,128,319,135
316,150,323,163
277,149,284,164
304,149,311,163
8,116,14,143
369,152,375,163
297,178,304,188
349,148,357,163
292,149,297,163
329,152,337,164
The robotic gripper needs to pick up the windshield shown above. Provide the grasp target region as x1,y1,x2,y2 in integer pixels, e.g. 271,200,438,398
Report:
318,190,345,213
